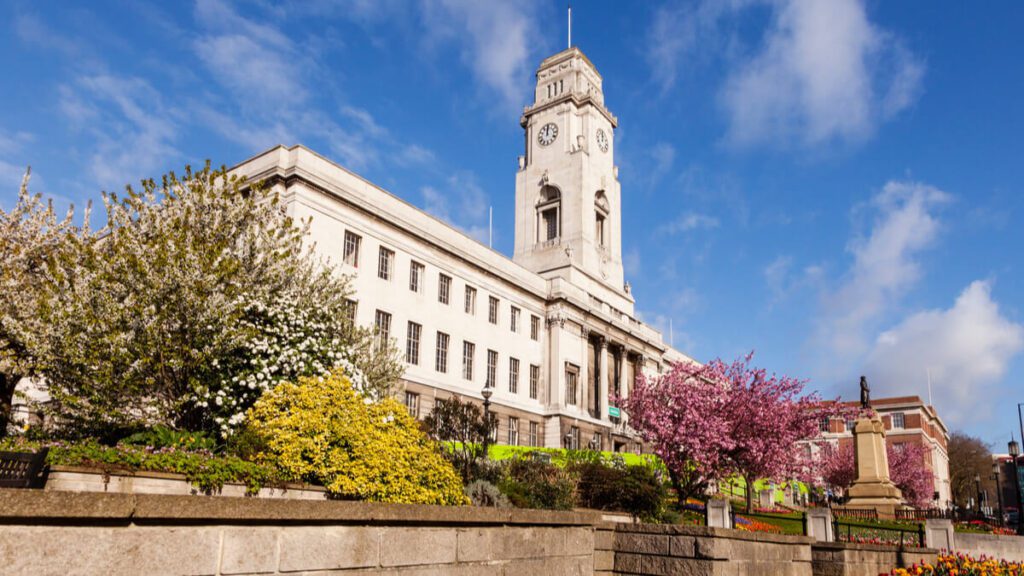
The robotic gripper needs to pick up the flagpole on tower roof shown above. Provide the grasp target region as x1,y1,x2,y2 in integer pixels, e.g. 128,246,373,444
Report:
568,2,572,48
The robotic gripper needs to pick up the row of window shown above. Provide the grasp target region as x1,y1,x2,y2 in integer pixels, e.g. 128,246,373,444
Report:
344,230,543,340
818,412,907,433
374,310,541,399
403,392,541,446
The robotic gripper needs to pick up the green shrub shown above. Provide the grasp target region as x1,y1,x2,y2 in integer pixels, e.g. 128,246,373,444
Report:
572,461,667,521
0,436,277,495
497,456,576,510
247,370,468,505
466,480,511,508
120,425,218,452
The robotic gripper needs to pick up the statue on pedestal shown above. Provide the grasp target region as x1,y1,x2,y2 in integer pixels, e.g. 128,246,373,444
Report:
846,376,903,517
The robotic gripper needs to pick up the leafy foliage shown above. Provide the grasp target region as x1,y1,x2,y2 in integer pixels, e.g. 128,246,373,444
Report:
247,369,468,505
814,440,935,508
466,479,511,508
3,162,401,438
423,395,495,482
0,436,277,495
496,456,577,510
572,460,667,521
121,425,217,452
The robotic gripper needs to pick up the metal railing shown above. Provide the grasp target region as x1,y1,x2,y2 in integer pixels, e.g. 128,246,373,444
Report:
832,518,925,549
831,507,879,521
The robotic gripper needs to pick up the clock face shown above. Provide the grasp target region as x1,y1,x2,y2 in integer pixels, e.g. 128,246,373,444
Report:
596,128,609,153
538,122,558,146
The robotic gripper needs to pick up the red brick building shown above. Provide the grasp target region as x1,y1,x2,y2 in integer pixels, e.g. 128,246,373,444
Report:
815,395,951,508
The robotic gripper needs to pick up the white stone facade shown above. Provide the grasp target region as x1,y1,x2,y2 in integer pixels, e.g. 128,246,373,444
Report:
231,47,691,451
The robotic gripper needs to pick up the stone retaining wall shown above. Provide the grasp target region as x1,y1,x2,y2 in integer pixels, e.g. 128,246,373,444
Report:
610,522,815,576
956,532,1024,563
0,490,597,576
811,542,939,576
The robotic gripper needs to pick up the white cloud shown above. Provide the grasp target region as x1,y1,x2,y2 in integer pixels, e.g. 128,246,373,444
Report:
721,0,923,147
420,0,543,112
623,248,641,277
647,0,747,94
815,180,950,370
864,281,1024,426
59,75,181,191
421,171,490,243
658,211,721,235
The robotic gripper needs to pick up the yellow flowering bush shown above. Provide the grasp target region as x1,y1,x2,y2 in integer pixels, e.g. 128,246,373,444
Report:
247,370,468,505
888,552,1024,575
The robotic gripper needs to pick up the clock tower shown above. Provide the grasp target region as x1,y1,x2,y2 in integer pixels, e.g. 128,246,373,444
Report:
513,47,630,309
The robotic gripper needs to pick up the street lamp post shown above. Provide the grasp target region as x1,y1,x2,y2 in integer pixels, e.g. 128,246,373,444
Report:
481,387,493,459
1010,438,1024,536
974,473,983,518
992,461,1005,527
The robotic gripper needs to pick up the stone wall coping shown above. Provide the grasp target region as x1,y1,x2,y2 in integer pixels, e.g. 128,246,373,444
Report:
49,465,327,492
613,521,815,545
812,541,939,555
955,531,1024,544
0,489,603,527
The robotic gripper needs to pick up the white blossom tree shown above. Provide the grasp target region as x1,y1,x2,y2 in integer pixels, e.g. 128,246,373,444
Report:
6,162,401,439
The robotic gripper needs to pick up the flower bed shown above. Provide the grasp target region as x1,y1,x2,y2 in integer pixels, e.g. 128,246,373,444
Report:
888,552,1024,575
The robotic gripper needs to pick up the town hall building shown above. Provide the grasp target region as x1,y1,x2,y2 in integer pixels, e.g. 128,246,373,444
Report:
231,46,692,451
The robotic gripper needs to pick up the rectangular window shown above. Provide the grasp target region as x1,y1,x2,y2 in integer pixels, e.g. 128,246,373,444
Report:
508,417,519,446
343,231,361,267
508,358,520,394
567,426,580,450
565,365,579,406
409,261,424,292
592,432,603,451
529,364,540,399
542,208,558,241
438,274,452,304
528,421,539,447
488,296,499,325
531,315,540,341
344,299,358,327
404,391,420,418
464,286,477,315
405,322,421,365
510,306,520,333
487,413,498,442
374,310,392,352
845,419,856,432
596,213,606,247
462,341,475,381
819,417,830,433
377,247,394,281
435,332,450,373
486,349,498,388
892,412,905,429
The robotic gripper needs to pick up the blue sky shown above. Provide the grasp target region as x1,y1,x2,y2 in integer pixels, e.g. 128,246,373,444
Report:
2,1,1023,446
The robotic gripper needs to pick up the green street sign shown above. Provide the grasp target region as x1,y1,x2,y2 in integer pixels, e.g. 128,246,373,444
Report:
608,406,621,418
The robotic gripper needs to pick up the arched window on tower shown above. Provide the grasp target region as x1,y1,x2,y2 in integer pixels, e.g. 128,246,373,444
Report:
595,191,610,249
537,185,561,245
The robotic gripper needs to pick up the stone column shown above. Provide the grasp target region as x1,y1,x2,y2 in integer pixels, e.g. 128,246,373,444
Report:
579,326,590,415
546,316,564,408
598,339,609,421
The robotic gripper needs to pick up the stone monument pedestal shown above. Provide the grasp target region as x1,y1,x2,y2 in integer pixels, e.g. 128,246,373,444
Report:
845,415,903,517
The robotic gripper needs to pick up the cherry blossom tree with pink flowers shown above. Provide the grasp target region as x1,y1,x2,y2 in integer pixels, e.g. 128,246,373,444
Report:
812,441,935,508
622,353,848,511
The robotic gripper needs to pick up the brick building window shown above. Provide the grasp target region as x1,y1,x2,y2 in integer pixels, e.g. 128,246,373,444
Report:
819,417,830,433
435,332,449,373
343,231,361,267
405,322,421,365
509,358,519,394
892,412,905,429
566,426,580,450
528,422,539,446
438,274,451,304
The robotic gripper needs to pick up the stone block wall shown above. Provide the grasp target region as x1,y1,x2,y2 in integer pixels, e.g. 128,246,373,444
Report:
956,533,1024,563
610,523,814,576
0,491,598,576
811,542,938,576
